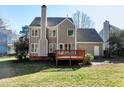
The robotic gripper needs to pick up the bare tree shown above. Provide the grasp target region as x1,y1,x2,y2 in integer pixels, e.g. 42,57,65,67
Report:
0,18,13,37
72,10,94,28
0,18,5,28
73,10,81,28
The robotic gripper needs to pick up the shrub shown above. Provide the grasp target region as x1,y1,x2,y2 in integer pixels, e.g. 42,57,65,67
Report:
84,53,94,65
14,37,29,61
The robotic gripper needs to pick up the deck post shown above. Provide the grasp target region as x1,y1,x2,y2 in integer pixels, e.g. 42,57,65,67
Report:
69,60,71,66
56,59,58,66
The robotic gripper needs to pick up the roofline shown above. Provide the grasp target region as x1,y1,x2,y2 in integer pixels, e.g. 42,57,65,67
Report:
30,17,74,27
57,18,75,27
77,28,96,30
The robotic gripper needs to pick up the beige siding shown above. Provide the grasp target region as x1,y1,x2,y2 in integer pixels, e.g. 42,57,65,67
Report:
77,43,103,56
29,27,40,43
46,28,57,43
29,26,41,56
48,37,57,43
30,37,40,43
58,19,75,44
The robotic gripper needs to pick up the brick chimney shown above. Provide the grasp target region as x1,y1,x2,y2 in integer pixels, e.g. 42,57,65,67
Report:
103,20,110,50
38,5,48,56
41,5,47,39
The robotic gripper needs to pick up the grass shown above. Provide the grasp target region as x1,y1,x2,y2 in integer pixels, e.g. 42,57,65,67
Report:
0,55,17,62
0,56,124,87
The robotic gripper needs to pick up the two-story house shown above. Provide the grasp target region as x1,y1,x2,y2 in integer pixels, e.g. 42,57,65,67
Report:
29,5,103,60
0,31,7,55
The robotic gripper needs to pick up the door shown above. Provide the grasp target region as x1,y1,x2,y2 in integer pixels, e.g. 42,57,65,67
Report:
94,46,100,56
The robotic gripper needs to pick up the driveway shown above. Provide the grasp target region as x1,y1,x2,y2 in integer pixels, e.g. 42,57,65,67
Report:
92,57,124,65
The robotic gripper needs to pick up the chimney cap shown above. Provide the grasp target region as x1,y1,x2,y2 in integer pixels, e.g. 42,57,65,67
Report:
105,20,109,23
42,5,46,7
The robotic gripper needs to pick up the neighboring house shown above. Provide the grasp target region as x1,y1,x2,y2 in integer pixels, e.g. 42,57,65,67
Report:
7,33,18,54
0,27,18,55
29,5,103,59
99,20,122,50
0,31,7,55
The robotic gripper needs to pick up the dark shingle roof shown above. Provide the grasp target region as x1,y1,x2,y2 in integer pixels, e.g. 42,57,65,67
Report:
77,28,103,42
30,17,73,26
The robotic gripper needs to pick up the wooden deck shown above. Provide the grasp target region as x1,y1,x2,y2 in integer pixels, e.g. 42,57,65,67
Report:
55,50,85,66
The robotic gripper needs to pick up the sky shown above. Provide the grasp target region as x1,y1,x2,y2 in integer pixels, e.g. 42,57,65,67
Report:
0,5,124,34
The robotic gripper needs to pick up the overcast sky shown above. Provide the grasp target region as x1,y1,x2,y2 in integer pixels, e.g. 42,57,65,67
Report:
0,5,124,34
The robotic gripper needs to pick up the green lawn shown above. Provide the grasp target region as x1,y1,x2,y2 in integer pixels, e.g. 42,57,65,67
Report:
0,56,124,87
0,56,16,62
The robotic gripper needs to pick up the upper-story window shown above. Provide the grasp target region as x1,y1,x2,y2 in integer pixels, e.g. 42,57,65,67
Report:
31,29,39,37
35,30,38,36
31,30,34,36
49,29,56,37
67,29,74,37
53,30,56,37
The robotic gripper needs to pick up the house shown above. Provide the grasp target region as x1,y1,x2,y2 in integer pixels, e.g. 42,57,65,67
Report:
7,32,18,54
0,27,18,55
29,5,103,60
0,31,7,55
99,20,122,51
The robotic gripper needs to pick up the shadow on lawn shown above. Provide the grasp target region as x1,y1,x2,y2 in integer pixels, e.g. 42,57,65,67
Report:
0,60,80,79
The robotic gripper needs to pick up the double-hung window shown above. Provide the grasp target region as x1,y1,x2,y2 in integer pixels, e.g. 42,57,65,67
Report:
49,43,56,53
49,29,56,37
31,43,38,53
31,29,39,37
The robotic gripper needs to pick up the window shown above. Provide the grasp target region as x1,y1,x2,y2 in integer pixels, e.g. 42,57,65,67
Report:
31,30,34,36
59,44,64,50
35,44,38,52
49,30,53,37
53,30,56,37
35,30,38,36
31,44,34,52
69,44,71,50
31,43,38,53
49,29,56,37
31,29,39,37
59,43,75,50
65,44,67,50
71,44,75,50
49,43,56,53
68,29,74,37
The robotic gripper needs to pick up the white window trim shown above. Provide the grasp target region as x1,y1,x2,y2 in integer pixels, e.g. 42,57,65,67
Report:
31,43,38,53
34,29,39,37
48,29,56,37
65,43,75,50
49,43,56,53
31,29,34,37
75,27,77,50
31,29,39,37
67,28,75,37
57,26,59,50
58,43,75,50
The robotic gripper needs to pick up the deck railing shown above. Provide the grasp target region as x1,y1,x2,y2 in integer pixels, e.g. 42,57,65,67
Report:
55,50,85,66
